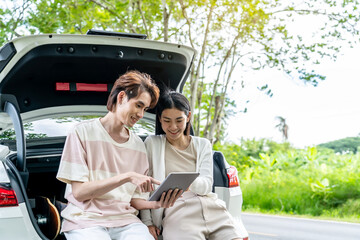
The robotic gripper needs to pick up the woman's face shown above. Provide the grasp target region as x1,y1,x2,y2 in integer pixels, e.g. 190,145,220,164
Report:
160,108,190,141
116,91,151,127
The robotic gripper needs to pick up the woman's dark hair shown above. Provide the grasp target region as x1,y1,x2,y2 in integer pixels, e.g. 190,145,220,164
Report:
106,70,159,111
155,89,192,136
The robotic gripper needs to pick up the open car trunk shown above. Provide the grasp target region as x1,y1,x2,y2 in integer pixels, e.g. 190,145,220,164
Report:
4,137,67,239
0,31,196,239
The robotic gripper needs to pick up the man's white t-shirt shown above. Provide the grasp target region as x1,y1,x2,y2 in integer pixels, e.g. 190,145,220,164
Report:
57,118,149,232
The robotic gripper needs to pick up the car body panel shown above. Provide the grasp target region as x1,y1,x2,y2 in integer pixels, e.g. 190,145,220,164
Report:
213,152,249,238
0,203,41,240
1,158,40,239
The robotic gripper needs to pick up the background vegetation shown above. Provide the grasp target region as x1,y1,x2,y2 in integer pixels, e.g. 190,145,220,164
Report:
318,136,360,154
214,138,360,222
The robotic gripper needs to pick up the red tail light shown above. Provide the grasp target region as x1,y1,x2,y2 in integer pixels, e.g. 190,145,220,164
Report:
0,184,18,207
227,166,240,188
56,82,109,92
76,83,108,92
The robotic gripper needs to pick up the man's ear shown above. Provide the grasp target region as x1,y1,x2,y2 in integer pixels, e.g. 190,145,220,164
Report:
117,91,126,104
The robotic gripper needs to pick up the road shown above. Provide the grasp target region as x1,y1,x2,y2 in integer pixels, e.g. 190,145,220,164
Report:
241,213,360,240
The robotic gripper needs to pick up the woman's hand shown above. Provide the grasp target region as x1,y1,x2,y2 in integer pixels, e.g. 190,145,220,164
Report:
130,188,182,210
128,172,161,192
153,188,183,209
148,225,161,240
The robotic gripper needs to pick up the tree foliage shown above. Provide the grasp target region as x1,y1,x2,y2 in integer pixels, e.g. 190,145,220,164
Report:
318,137,360,153
275,116,289,141
0,123,47,140
1,0,359,142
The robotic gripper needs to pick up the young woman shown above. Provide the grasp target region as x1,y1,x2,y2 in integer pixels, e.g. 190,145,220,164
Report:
56,71,180,240
141,90,245,240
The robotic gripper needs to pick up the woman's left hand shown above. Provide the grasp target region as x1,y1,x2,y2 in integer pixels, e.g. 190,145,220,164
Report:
154,188,183,208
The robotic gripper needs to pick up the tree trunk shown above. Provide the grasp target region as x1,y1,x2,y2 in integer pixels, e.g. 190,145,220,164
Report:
136,0,150,38
208,49,240,141
162,0,170,42
203,33,240,140
179,1,214,135
208,95,221,143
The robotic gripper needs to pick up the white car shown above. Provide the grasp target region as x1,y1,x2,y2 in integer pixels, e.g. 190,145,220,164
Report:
0,30,249,240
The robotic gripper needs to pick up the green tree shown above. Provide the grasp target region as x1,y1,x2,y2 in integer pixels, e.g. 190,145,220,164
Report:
318,137,360,154
177,0,359,143
0,0,32,45
1,0,359,143
275,116,289,141
0,123,47,140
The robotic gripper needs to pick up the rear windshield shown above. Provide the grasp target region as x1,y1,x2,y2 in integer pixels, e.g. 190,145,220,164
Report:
0,116,155,140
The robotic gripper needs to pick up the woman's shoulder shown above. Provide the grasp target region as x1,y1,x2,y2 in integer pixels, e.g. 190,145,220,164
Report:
191,136,211,145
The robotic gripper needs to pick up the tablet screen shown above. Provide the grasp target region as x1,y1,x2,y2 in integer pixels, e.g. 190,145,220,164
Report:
148,172,199,201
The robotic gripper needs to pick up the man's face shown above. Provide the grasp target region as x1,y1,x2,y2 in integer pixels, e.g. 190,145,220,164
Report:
117,91,151,127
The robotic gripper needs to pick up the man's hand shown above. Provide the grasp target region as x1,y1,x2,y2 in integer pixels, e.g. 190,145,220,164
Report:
128,172,161,192
148,225,161,240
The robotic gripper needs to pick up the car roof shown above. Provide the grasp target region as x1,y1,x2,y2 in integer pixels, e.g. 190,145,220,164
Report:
0,32,196,131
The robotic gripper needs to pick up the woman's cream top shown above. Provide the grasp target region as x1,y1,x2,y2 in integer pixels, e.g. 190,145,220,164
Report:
165,139,196,176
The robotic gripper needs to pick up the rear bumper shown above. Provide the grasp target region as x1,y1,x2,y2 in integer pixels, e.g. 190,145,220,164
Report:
0,203,41,239
215,186,243,216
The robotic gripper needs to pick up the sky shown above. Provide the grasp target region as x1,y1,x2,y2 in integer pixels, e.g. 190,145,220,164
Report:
226,46,360,148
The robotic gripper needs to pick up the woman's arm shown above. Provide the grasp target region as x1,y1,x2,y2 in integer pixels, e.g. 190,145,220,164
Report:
72,172,160,202
189,138,213,195
140,209,153,226
140,135,169,228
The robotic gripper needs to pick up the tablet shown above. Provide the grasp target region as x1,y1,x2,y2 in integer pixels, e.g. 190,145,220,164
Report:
148,172,200,201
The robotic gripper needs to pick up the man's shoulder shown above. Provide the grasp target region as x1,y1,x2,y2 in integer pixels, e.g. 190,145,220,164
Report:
144,135,163,144
72,118,99,131
66,118,99,139
130,131,146,144
126,131,147,153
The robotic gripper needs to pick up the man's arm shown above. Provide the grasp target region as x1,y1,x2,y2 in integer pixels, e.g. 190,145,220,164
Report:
72,172,160,202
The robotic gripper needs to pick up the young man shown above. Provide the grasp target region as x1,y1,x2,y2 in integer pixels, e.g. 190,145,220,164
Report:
57,71,180,240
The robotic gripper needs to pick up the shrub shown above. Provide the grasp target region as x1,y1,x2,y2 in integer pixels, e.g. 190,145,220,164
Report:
216,140,360,221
